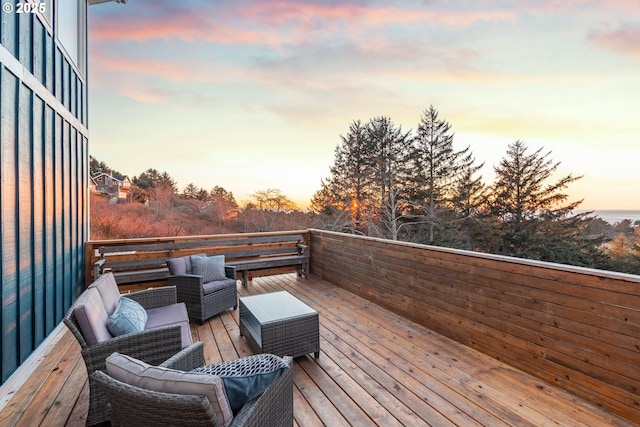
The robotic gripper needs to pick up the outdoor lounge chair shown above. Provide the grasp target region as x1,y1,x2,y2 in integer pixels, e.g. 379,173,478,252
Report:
63,273,192,426
167,254,238,324
92,342,294,427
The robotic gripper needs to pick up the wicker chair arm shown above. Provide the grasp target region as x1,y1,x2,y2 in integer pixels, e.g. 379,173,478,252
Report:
224,266,236,279
168,274,204,287
83,324,183,374
230,356,293,427
92,370,221,427
126,285,177,309
160,342,205,371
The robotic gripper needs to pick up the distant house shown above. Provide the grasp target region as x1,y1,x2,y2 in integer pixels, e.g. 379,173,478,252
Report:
93,172,131,201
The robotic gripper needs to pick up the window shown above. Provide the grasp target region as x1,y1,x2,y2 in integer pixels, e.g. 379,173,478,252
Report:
56,0,86,74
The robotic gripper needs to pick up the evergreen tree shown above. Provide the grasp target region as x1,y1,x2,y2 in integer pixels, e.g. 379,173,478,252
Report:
407,106,476,245
312,120,376,234
486,140,600,265
366,116,412,240
182,183,199,199
449,151,486,249
90,155,123,178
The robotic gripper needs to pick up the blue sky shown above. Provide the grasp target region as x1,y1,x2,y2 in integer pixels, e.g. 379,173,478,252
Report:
88,0,640,209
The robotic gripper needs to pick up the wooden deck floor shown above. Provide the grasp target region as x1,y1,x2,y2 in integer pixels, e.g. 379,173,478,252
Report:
1,274,636,426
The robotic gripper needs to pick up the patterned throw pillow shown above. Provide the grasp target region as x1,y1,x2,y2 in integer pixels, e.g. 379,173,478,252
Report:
191,255,226,282
193,353,289,413
107,297,148,336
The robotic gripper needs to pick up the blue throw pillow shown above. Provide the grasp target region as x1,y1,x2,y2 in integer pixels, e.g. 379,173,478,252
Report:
107,297,148,337
191,255,226,282
192,353,289,413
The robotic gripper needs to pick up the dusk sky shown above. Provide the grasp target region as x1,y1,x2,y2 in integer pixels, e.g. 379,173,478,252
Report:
88,0,640,210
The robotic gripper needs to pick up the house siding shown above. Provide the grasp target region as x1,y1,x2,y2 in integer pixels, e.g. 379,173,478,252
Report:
1,3,88,383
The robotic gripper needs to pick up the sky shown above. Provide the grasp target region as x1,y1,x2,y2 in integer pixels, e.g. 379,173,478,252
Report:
87,0,640,210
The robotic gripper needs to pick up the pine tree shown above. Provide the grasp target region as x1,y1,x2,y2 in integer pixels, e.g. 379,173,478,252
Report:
449,151,486,249
486,140,600,265
366,116,412,240
408,106,476,244
312,120,376,234
182,183,199,199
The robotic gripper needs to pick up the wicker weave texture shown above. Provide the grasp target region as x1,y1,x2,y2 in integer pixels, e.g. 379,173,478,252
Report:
169,272,238,324
92,346,294,427
239,298,320,359
63,285,185,426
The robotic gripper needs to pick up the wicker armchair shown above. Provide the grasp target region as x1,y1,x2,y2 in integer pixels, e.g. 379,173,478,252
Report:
64,280,188,426
168,256,238,324
92,343,294,427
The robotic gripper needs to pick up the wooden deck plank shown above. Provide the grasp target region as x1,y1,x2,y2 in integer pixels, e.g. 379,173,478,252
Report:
292,384,324,427
1,273,637,427
0,327,77,426
307,342,404,427
269,275,509,426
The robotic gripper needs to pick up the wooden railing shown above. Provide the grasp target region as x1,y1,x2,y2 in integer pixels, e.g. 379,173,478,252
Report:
85,230,310,292
308,229,640,424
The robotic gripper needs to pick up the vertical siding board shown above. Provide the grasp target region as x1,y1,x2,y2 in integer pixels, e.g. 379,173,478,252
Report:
1,69,19,380
62,120,71,310
17,84,34,362
54,114,64,321
54,47,61,102
44,105,55,334
77,133,87,295
32,17,44,86
62,59,69,112
79,78,85,125
1,0,17,57
69,128,78,299
32,95,45,343
18,10,33,73
70,73,76,118
45,32,53,93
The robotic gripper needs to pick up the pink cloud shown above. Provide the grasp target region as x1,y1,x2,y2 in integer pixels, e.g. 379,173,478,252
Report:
90,8,282,45
588,24,640,58
90,1,515,47
91,53,193,81
89,52,244,85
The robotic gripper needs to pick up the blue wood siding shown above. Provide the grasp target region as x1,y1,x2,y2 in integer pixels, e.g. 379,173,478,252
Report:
1,6,88,383
1,68,19,381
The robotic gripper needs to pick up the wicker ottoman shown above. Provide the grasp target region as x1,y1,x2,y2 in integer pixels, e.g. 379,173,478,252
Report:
239,291,320,359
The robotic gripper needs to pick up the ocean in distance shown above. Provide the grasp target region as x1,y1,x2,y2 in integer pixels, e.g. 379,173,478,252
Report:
576,210,640,225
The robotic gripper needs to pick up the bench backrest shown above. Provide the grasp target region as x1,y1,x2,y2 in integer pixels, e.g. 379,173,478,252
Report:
92,234,307,287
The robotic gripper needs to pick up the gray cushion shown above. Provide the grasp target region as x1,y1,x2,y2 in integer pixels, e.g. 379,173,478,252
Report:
191,255,226,282
106,352,234,427
107,297,148,337
73,288,113,345
167,253,206,275
166,256,189,276
88,272,121,315
193,353,289,414
203,278,236,295
145,303,193,349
